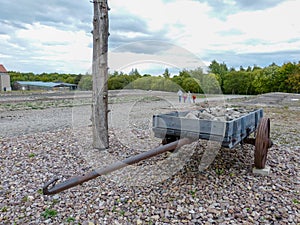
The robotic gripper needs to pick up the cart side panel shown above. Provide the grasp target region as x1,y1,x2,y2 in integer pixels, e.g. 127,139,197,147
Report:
152,127,225,142
153,114,227,135
228,109,264,147
153,114,228,144
152,108,264,149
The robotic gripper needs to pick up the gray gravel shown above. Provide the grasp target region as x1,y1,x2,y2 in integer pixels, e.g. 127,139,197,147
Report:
0,91,299,224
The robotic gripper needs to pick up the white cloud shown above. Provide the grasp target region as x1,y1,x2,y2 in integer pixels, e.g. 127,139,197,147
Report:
114,31,148,39
109,40,205,75
0,33,25,51
110,0,171,31
16,23,91,48
154,0,300,64
106,0,300,71
0,53,11,58
1,0,300,73
237,40,300,54
14,23,92,73
226,0,300,41
109,0,225,61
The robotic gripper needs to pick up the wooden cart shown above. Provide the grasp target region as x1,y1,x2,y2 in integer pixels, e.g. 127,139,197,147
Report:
152,108,272,169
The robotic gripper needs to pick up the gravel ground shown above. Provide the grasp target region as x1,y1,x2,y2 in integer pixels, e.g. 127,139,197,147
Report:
0,91,299,225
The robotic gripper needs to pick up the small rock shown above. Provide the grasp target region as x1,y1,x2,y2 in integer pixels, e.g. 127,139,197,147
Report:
151,215,160,220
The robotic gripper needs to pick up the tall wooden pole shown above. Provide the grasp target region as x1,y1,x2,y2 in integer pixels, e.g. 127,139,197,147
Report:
92,0,109,150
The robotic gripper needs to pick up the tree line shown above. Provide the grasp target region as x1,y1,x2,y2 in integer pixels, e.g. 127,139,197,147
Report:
8,72,82,86
8,60,300,94
209,60,300,94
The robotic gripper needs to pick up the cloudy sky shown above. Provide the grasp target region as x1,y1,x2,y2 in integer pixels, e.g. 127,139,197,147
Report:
0,0,300,75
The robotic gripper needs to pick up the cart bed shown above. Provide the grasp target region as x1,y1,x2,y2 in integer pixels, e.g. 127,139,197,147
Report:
152,108,263,148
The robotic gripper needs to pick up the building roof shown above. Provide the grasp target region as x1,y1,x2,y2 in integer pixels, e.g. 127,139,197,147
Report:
16,81,77,88
0,64,8,73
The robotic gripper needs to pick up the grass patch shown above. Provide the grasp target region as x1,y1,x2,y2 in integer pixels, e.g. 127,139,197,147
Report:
1,206,8,212
41,208,58,219
21,196,29,202
189,189,197,198
119,210,125,216
66,217,76,223
28,153,36,158
215,168,224,175
37,189,43,195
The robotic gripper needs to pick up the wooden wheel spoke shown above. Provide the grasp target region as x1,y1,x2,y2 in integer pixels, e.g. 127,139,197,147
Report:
254,117,271,169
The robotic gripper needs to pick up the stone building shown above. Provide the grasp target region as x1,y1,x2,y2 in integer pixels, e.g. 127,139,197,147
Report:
0,64,12,91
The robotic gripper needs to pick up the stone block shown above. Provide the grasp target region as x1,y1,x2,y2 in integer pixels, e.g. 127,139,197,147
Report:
252,165,270,176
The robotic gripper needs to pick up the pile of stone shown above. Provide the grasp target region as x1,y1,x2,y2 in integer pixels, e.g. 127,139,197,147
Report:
184,106,256,121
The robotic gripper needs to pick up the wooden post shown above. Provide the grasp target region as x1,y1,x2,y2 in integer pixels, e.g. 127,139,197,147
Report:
92,0,109,150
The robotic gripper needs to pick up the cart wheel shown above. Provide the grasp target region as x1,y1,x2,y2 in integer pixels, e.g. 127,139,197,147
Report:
254,117,272,169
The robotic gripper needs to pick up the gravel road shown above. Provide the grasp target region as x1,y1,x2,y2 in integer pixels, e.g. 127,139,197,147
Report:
0,91,299,224
0,90,247,139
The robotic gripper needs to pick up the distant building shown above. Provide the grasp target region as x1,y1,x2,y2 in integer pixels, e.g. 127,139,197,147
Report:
0,64,12,91
14,81,77,91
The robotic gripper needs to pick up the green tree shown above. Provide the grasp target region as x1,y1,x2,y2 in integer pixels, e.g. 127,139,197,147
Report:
223,71,241,94
252,65,261,71
253,64,279,93
182,77,200,93
129,68,141,77
286,73,300,93
151,77,164,91
163,78,179,92
74,74,83,85
208,60,228,75
171,75,184,88
278,62,300,92
178,69,191,79
208,60,228,90
201,73,222,94
131,76,152,90
163,68,171,79
189,67,204,81
78,75,92,90
280,62,300,93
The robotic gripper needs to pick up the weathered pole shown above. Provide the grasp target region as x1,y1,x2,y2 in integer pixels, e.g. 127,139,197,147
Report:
92,0,109,149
